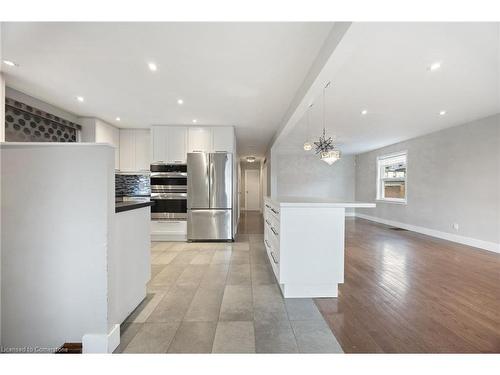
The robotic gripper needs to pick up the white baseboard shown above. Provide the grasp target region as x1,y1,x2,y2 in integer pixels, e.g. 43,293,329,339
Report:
355,213,500,254
82,324,120,353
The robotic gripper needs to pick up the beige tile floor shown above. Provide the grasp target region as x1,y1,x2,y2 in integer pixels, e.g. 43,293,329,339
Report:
115,213,343,354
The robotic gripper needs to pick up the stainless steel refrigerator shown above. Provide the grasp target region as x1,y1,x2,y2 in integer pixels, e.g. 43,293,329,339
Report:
187,152,233,241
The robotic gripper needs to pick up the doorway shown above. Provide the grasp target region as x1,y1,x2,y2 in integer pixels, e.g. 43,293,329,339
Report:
244,169,260,211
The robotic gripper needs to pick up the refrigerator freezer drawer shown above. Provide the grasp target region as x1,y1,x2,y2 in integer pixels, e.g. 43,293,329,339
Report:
187,209,232,241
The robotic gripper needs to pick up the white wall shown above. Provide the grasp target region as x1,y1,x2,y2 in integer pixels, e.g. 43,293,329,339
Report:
1,143,114,351
80,117,120,168
355,114,500,251
261,158,268,212
276,154,356,214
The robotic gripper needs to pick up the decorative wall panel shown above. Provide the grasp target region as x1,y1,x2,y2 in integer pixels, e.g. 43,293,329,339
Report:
5,97,81,142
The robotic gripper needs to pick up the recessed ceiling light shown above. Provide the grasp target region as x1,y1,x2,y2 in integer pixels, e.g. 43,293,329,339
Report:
246,156,256,163
3,60,18,67
361,110,368,115
428,62,441,71
116,117,121,121
192,119,197,123
177,99,184,105
76,96,84,103
148,62,157,72
439,110,447,116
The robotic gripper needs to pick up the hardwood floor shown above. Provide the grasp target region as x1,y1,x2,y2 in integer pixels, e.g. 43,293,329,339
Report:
315,218,500,353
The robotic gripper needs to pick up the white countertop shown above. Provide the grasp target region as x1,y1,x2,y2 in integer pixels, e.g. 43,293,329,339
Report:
265,196,376,208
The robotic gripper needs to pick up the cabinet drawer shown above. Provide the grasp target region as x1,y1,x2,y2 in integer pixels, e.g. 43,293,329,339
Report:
151,220,187,234
264,235,280,280
264,214,280,232
264,231,279,258
264,216,280,245
264,201,280,222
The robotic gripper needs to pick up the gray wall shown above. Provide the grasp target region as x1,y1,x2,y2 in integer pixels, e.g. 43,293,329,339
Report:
355,114,500,245
240,160,261,209
276,153,356,212
264,149,272,197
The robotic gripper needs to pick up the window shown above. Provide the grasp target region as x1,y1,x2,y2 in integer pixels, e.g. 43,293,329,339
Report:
376,151,407,203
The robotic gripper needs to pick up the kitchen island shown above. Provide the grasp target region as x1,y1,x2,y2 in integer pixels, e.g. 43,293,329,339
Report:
264,196,375,298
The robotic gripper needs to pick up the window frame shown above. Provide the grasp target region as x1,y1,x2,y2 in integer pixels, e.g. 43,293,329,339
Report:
376,151,408,204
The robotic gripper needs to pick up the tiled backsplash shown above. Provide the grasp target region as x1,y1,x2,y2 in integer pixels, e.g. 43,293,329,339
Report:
115,173,151,197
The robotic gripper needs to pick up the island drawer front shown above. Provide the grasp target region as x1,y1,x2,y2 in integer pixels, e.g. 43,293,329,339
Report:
264,225,280,256
264,200,280,222
264,216,280,244
264,232,280,281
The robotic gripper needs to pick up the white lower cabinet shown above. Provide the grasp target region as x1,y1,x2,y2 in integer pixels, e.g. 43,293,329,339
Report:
264,197,345,298
264,201,281,282
151,220,187,241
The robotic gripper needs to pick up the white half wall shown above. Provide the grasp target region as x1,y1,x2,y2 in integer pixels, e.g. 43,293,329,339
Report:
355,114,500,252
1,143,115,351
275,154,356,214
79,117,120,168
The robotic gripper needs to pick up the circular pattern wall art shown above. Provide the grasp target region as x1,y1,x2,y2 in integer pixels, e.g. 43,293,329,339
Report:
5,98,81,142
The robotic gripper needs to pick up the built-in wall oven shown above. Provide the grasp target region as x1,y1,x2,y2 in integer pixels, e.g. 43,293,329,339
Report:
150,163,187,220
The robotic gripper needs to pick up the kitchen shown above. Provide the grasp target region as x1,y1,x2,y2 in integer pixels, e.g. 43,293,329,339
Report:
0,91,353,353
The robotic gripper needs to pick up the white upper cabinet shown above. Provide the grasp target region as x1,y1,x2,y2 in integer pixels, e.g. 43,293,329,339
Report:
166,127,187,163
134,130,151,170
119,129,151,171
119,130,135,171
152,126,187,163
188,127,213,153
212,127,235,153
152,126,168,162
150,126,235,164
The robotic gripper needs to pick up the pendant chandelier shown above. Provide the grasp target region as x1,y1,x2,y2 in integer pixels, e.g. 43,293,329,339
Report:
314,81,341,165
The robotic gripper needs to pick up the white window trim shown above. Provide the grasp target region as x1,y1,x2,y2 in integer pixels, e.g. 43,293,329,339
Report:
376,151,408,204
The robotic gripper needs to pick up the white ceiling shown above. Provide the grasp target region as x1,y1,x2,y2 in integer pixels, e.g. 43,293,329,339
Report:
276,22,500,155
0,22,334,156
